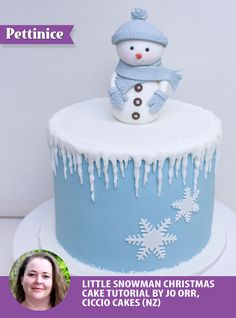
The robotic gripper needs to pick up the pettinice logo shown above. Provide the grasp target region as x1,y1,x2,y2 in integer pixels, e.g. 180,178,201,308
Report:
0,25,74,44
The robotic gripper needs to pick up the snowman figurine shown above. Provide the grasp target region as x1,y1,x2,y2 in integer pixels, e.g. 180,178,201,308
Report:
109,8,182,124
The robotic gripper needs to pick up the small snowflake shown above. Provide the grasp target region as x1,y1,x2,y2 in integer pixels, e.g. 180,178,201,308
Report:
171,187,200,223
126,218,177,261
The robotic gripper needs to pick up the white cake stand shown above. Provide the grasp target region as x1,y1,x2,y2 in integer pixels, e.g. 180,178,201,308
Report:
13,199,236,276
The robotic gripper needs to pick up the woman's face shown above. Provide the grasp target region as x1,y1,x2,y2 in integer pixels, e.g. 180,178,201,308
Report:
21,258,53,304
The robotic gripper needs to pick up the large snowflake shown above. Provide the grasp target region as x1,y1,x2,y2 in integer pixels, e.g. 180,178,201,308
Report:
126,218,177,260
172,187,200,223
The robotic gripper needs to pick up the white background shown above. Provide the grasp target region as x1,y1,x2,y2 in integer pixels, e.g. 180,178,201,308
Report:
0,0,235,217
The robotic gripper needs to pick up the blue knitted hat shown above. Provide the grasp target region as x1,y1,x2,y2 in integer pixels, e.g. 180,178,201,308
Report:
112,8,168,47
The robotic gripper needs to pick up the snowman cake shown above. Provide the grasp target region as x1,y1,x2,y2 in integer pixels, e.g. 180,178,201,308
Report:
45,9,223,274
109,8,181,124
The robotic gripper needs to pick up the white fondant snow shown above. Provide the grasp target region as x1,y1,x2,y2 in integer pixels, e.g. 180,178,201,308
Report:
48,98,222,201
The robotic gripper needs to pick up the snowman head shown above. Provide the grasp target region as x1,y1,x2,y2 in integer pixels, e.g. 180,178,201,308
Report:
112,8,168,62
116,39,164,66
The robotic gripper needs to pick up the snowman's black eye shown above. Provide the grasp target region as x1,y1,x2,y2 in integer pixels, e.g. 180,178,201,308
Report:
130,46,134,50
145,48,150,52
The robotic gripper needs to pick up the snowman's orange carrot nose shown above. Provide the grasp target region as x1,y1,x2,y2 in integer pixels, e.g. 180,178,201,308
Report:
135,53,142,59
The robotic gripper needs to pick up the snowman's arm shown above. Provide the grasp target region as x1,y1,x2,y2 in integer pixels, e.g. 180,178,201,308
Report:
110,72,117,88
108,72,127,109
148,81,170,113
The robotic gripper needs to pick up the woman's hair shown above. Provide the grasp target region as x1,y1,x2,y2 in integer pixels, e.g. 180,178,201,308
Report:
14,252,68,307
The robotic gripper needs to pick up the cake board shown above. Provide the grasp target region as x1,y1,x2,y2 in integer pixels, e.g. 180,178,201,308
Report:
13,199,236,276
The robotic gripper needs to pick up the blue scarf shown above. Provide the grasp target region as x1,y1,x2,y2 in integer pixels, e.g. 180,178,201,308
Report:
115,60,182,94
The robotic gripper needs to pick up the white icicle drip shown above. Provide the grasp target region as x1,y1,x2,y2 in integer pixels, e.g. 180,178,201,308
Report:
119,160,125,178
103,158,109,189
88,159,95,201
67,151,73,175
175,157,181,177
193,155,201,193
51,146,57,176
111,159,118,188
72,154,77,172
76,154,83,184
61,148,67,179
95,157,101,177
181,155,188,185
200,152,205,171
191,154,194,164
168,158,175,185
152,161,157,173
215,148,219,174
123,157,129,169
134,158,142,197
157,160,164,197
208,149,214,173
143,161,151,186
51,156,56,176
54,146,58,167
204,150,211,179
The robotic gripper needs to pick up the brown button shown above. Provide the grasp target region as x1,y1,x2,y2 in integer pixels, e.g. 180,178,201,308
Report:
134,83,143,92
132,112,140,120
133,98,142,106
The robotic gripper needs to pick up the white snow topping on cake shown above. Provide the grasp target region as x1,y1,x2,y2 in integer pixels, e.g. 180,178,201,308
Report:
126,218,177,260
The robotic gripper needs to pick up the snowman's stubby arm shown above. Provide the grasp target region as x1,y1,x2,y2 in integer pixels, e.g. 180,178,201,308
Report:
110,72,117,88
148,80,170,113
108,72,127,109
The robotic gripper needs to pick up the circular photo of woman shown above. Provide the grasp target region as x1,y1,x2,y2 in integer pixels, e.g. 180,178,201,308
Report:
9,250,70,311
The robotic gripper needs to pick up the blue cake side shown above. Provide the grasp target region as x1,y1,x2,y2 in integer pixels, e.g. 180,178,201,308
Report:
54,154,215,272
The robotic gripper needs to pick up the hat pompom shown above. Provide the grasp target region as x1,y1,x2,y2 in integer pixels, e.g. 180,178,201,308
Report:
131,8,148,21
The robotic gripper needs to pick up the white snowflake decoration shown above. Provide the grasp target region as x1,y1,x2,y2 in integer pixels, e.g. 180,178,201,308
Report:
172,187,200,223
126,218,177,261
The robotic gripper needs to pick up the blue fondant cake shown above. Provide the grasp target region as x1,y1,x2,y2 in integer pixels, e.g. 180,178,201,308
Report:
48,98,222,273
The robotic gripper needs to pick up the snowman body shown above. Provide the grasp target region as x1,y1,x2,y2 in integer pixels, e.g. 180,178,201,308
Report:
109,39,169,124
110,74,169,124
